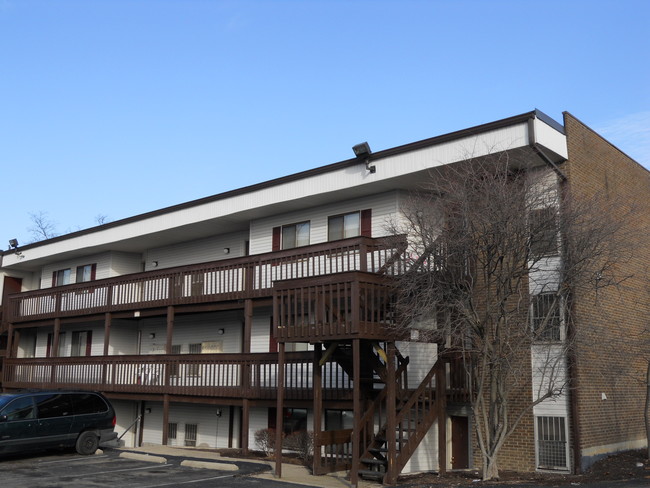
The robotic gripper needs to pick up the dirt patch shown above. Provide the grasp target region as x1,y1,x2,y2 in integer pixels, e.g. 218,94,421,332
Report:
398,449,650,486
217,448,650,485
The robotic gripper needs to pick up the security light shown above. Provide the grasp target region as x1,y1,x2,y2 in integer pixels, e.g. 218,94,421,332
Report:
352,142,375,173
8,238,18,249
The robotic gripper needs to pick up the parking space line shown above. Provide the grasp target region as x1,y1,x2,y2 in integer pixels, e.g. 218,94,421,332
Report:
84,463,174,475
138,474,236,488
38,455,110,465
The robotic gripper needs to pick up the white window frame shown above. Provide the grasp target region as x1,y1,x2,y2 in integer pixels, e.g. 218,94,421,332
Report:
535,415,570,471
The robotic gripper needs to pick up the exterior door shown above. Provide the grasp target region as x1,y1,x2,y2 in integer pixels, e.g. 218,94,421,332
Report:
451,415,469,469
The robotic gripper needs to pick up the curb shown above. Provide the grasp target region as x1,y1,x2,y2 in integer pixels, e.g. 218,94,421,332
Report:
181,460,239,471
119,452,168,464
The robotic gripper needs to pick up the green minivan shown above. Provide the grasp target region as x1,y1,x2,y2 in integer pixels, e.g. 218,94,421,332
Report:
0,391,117,456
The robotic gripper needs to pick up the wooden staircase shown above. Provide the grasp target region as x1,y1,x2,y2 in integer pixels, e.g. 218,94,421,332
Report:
357,352,444,483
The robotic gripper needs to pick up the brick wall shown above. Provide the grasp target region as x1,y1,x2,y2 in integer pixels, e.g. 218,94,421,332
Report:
563,113,650,470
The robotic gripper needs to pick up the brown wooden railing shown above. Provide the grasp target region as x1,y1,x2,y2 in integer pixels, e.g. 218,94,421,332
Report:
2,351,355,400
5,236,407,324
274,272,396,342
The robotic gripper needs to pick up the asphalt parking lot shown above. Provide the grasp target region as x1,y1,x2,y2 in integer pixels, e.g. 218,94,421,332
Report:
0,449,308,488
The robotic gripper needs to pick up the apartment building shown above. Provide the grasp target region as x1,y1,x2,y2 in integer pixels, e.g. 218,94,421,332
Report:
0,110,648,483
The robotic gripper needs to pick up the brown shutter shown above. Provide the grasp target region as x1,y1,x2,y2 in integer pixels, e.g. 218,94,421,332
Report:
90,263,97,281
360,209,372,237
52,271,57,287
272,226,281,251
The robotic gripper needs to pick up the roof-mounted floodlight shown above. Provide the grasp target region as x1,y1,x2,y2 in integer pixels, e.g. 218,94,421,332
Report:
352,142,375,173
8,238,18,249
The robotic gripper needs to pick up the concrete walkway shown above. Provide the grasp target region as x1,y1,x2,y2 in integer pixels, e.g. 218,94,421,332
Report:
112,445,373,488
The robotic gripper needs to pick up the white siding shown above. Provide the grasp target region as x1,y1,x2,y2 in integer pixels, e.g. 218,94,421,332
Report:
402,420,439,473
531,345,569,417
109,319,140,355
113,400,139,448
137,311,243,355
249,192,400,255
251,308,273,353
109,252,143,276
41,251,143,288
144,230,249,271
395,341,438,389
142,402,235,449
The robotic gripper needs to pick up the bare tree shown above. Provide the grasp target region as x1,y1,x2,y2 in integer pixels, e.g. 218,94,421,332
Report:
94,214,110,225
28,211,59,242
389,154,634,480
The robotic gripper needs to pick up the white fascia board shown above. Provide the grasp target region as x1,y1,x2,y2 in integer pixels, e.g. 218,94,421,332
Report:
534,117,568,159
8,121,534,265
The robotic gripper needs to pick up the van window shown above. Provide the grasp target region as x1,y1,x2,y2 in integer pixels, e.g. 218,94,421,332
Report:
71,393,108,414
35,394,73,418
2,397,36,421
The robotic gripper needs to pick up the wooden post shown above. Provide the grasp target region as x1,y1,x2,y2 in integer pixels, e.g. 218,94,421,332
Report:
275,342,285,477
241,400,250,454
351,339,361,487
313,343,323,475
102,312,112,385
241,299,253,454
386,341,397,484
5,324,14,359
162,394,170,446
166,306,174,355
436,359,447,475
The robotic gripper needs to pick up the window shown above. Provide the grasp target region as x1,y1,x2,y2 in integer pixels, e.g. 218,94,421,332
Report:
529,207,559,256
328,209,372,241
52,268,71,287
281,222,311,249
71,330,93,357
35,394,73,418
268,408,307,435
536,416,568,469
184,423,198,447
531,293,562,342
76,264,96,283
46,332,66,357
1,397,35,421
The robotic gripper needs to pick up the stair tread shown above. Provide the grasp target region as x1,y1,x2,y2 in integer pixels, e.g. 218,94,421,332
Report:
361,457,387,465
358,469,385,480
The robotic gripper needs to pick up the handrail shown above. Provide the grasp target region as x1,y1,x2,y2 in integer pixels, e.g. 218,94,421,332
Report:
6,235,408,323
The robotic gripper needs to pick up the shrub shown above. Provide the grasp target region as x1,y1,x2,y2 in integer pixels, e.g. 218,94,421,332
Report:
283,430,314,461
254,428,280,456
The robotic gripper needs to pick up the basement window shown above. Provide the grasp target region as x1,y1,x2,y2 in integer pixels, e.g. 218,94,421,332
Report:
536,416,568,470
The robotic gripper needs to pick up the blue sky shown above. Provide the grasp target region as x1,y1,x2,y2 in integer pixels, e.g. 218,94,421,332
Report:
1,0,648,247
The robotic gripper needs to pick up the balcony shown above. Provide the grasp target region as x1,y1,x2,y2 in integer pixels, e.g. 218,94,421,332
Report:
5,236,406,324
274,271,396,342
2,351,355,401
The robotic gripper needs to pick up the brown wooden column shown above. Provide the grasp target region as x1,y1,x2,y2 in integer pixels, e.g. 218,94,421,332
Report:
102,313,112,386
162,394,170,446
274,341,285,477
313,343,323,475
165,306,174,354
52,318,61,357
241,299,253,454
436,358,447,475
5,324,14,359
350,339,361,487
386,341,397,484
103,312,112,356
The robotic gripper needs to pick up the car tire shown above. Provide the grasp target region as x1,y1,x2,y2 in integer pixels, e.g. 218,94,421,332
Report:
76,431,99,455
